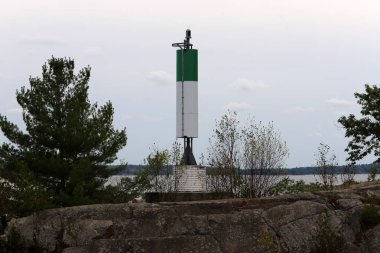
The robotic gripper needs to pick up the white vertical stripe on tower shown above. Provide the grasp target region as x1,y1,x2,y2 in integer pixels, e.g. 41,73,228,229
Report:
176,81,198,138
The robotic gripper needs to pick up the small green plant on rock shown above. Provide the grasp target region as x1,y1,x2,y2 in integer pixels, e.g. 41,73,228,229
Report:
257,230,278,253
360,204,380,229
312,211,344,253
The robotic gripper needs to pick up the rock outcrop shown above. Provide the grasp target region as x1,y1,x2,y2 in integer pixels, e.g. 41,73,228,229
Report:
3,183,380,253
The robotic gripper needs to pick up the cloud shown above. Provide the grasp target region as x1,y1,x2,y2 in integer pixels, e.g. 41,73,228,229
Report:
0,72,5,80
223,102,254,111
308,132,322,137
327,98,354,107
148,71,174,86
334,110,349,116
139,115,163,123
230,78,269,91
83,46,105,57
293,106,315,113
124,114,133,120
7,106,22,114
19,35,63,45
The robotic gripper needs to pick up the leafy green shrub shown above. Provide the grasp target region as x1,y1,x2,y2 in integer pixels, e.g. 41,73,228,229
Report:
0,227,25,253
0,169,54,218
360,204,380,228
368,165,378,182
0,227,43,253
273,177,324,195
101,170,151,203
1,167,151,217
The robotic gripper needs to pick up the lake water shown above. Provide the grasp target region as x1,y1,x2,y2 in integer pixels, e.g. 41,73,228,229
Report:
107,174,371,186
286,174,370,184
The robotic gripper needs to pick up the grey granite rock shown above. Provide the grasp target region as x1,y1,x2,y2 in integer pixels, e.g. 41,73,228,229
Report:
5,184,380,252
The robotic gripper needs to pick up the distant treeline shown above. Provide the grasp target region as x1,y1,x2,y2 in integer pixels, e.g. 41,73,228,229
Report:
116,163,380,175
286,163,379,175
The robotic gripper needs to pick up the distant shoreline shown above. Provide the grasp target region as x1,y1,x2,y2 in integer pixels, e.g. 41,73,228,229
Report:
117,163,379,176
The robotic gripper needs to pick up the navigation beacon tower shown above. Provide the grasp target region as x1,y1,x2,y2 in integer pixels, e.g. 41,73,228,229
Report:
172,29,198,165
172,30,206,192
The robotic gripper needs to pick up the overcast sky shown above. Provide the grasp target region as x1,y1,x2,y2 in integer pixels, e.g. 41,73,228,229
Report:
1,0,379,167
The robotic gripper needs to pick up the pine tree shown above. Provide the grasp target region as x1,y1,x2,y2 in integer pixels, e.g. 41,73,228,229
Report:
0,57,127,208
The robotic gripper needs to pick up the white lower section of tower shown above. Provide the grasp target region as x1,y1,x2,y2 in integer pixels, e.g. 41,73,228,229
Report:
174,165,206,192
176,81,198,138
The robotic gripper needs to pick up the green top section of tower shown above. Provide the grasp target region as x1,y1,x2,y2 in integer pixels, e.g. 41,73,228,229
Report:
176,49,198,82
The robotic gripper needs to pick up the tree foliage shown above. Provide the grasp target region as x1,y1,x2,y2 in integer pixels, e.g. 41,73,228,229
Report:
338,84,380,163
206,111,288,197
207,111,241,195
340,163,356,186
314,143,338,190
144,142,183,192
0,57,127,211
241,120,288,197
368,164,378,182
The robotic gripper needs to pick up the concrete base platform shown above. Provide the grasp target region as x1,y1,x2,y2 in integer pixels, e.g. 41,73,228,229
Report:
145,192,234,203
174,165,206,192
